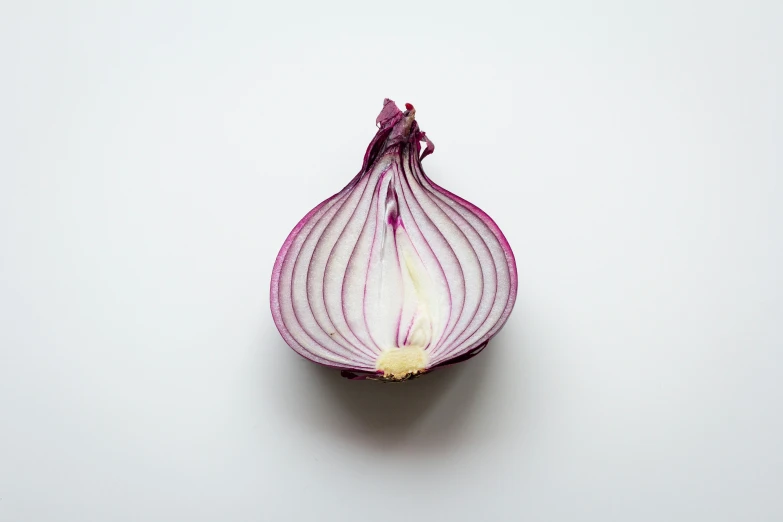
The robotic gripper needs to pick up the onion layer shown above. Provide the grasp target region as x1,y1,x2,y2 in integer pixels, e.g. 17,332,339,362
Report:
270,99,517,381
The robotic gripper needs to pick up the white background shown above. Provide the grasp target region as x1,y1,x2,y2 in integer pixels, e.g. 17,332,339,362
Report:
1,1,781,520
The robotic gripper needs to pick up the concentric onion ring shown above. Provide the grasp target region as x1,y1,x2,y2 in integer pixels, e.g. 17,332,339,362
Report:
271,99,517,381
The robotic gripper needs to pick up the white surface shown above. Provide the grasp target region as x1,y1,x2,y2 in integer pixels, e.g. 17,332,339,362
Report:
1,2,781,521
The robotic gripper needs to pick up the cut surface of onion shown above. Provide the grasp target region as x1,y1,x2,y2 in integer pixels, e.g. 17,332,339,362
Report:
270,99,517,381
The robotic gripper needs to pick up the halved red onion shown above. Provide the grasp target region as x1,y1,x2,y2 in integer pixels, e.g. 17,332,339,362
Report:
270,99,517,381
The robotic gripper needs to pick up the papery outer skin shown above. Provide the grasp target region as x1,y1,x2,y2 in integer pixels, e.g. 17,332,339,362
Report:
270,99,517,380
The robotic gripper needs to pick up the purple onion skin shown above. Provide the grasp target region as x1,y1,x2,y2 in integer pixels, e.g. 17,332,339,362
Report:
271,99,517,381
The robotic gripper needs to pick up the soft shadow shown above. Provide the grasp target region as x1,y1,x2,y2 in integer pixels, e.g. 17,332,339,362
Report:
304,338,497,452
261,324,525,456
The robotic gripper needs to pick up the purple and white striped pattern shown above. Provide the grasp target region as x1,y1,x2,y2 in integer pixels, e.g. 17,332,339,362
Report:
270,99,517,380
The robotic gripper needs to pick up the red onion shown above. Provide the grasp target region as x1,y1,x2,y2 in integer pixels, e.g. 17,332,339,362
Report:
270,99,517,381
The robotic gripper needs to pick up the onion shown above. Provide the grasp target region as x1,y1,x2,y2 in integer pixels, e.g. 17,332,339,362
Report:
270,99,517,381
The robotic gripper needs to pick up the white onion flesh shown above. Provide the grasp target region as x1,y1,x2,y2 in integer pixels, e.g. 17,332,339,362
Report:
271,100,517,380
